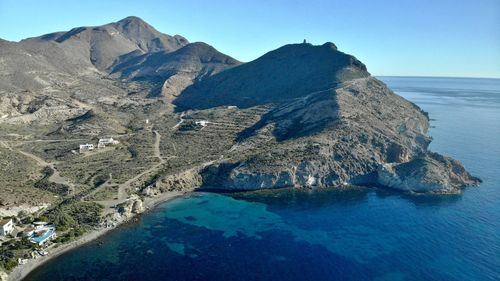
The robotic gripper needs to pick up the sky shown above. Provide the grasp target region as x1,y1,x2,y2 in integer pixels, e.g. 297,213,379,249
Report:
0,0,499,78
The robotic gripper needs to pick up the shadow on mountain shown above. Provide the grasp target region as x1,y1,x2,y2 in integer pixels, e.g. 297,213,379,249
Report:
173,42,369,111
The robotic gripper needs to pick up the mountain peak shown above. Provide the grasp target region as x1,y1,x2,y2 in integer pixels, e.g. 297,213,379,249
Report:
322,42,338,50
114,16,152,29
117,16,146,23
174,42,370,109
18,16,189,72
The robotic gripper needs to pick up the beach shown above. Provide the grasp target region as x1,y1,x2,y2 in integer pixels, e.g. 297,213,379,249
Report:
7,190,188,281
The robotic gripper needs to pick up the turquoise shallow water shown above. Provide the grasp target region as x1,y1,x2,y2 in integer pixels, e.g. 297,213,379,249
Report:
25,77,500,281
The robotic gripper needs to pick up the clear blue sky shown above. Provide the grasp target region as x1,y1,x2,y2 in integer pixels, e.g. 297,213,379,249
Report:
1,0,499,78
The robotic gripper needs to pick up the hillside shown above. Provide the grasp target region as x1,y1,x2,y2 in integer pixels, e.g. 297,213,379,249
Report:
174,42,369,109
0,16,480,222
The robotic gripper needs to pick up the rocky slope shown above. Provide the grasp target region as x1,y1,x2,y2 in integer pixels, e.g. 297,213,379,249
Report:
0,16,484,280
0,16,480,212
22,16,188,72
175,42,369,109
175,43,480,193
110,42,241,99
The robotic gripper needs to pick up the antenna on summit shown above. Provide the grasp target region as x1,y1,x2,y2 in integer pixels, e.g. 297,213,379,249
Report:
303,39,307,44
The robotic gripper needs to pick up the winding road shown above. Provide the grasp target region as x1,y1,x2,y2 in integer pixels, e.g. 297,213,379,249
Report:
97,128,168,212
1,140,74,189
172,112,185,129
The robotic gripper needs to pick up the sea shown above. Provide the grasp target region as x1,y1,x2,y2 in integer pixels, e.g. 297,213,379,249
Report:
24,77,500,281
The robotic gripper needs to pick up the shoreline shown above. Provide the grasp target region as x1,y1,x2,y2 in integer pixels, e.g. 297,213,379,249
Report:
7,190,188,281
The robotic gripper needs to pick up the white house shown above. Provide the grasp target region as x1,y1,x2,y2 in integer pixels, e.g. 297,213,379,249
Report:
79,143,95,153
195,120,209,127
98,138,119,149
29,224,57,246
0,219,14,236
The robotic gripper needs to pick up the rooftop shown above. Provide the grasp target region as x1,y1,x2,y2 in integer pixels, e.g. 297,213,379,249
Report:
0,218,12,225
30,226,55,244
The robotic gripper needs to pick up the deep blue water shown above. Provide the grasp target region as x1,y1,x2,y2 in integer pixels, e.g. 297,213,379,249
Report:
25,77,500,281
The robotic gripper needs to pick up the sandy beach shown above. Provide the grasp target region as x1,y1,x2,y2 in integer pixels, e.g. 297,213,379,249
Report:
7,190,188,281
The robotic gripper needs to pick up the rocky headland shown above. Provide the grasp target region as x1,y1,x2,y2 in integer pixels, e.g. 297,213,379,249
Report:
0,16,480,279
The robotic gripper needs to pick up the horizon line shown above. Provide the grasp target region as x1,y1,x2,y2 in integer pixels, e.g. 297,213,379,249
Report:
375,75,500,80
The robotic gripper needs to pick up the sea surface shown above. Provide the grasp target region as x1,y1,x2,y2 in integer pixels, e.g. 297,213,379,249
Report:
25,77,500,281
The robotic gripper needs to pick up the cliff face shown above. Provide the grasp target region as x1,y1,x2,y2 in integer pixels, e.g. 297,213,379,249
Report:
377,153,481,193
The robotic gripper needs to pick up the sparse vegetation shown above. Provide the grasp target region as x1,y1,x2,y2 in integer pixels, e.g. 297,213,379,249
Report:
86,185,119,201
34,167,70,196
0,238,37,272
0,146,55,207
45,202,103,231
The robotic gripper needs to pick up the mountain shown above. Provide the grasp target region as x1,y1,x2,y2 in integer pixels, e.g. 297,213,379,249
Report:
0,17,483,278
175,42,369,109
0,16,194,90
0,16,239,126
170,43,479,193
110,42,241,98
0,16,480,218
22,16,188,71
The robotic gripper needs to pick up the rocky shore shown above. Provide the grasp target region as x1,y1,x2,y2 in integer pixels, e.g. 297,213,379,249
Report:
6,190,187,281
194,76,480,194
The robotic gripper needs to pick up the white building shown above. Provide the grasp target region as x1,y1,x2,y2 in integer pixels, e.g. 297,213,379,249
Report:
0,219,14,236
98,138,119,149
195,120,209,127
29,223,57,246
79,143,95,153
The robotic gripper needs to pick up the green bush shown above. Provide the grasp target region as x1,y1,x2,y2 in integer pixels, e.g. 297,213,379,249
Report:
1,259,18,271
45,202,103,230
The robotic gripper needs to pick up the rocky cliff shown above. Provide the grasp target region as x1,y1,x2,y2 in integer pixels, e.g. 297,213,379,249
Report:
177,43,480,194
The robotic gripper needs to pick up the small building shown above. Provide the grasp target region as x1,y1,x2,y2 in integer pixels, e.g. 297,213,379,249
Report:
79,143,95,153
98,138,119,149
29,224,57,246
227,106,238,109
0,219,14,236
195,120,209,127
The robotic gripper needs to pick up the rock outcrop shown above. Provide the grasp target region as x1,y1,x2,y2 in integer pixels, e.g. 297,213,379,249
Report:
116,195,144,216
377,152,481,193
149,169,202,194
102,195,145,228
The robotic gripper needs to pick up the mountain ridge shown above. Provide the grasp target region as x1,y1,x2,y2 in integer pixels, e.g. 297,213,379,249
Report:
174,42,369,109
0,16,481,216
